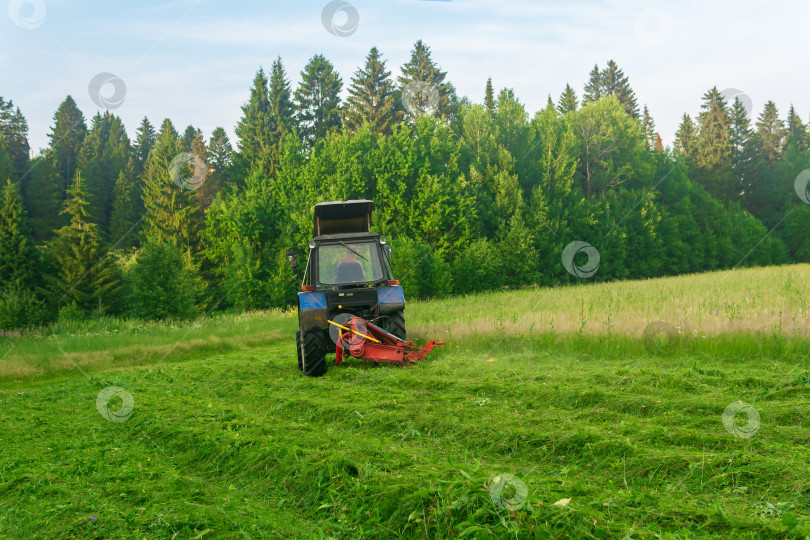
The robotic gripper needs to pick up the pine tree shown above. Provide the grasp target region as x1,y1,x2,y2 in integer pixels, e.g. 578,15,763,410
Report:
694,87,735,203
132,117,156,176
294,54,343,146
397,40,451,119
582,65,602,105
0,179,37,289
344,47,396,134
786,105,807,151
558,84,578,114
484,78,495,119
48,174,121,314
755,101,786,167
234,69,273,173
140,119,199,252
674,114,698,165
48,96,87,198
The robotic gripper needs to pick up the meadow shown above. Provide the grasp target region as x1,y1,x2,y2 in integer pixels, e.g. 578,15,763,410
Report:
0,264,809,538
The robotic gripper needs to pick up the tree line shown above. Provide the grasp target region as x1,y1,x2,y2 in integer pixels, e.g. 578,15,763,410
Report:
1,41,808,328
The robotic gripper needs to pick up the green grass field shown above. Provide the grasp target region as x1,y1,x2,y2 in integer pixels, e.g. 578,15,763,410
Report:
1,265,809,538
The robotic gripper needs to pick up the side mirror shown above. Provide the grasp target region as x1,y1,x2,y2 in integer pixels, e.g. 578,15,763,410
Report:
286,248,297,269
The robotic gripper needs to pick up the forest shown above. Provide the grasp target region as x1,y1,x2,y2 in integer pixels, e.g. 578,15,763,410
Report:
1,40,809,328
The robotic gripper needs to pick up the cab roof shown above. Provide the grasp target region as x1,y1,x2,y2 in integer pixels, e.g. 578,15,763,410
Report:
313,200,373,236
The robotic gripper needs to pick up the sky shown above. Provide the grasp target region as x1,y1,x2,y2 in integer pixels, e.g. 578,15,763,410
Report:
2,0,808,154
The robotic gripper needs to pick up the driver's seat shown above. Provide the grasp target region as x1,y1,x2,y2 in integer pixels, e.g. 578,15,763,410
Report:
336,261,365,283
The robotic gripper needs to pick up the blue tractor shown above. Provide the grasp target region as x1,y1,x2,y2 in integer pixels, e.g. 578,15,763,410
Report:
289,200,406,377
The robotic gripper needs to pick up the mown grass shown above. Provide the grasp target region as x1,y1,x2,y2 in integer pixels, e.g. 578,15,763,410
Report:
1,265,809,538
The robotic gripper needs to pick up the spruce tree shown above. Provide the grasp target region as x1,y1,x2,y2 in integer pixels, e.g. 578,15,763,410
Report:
190,129,215,210
694,87,735,202
78,112,130,234
642,105,658,149
786,105,807,151
181,125,197,152
484,78,495,119
234,69,273,173
208,127,232,191
269,57,295,140
140,119,199,252
397,40,451,119
0,98,30,181
729,97,756,200
0,179,37,289
109,158,139,249
674,114,698,164
21,155,63,242
601,60,639,118
755,101,786,167
344,47,396,134
48,174,121,314
294,54,343,146
48,96,87,198
132,117,156,176
558,84,578,114
582,65,602,105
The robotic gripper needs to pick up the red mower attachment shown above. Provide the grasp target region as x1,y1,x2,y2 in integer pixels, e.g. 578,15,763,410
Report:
328,317,444,366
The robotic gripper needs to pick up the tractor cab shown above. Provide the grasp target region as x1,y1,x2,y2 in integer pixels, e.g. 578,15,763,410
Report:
291,200,407,377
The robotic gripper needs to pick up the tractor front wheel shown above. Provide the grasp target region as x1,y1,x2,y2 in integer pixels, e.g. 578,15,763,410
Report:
385,311,406,340
300,328,327,377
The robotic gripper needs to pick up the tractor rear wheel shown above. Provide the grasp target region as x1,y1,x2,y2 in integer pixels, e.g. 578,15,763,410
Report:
296,330,303,370
386,311,406,340
300,328,327,377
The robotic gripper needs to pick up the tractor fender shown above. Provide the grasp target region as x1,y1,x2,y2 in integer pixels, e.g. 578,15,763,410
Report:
377,285,405,315
298,291,329,331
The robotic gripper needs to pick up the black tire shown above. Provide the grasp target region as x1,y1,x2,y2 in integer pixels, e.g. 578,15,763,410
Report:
301,328,327,377
385,311,406,341
296,330,303,371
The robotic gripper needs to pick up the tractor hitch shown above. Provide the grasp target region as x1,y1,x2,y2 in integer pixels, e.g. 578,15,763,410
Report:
329,317,444,366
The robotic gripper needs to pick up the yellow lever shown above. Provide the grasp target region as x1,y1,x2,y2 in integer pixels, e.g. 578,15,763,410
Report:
327,319,381,343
